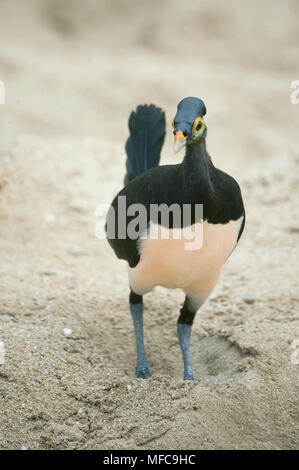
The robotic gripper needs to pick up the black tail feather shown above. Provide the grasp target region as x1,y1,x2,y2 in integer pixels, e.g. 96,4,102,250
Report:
124,104,166,184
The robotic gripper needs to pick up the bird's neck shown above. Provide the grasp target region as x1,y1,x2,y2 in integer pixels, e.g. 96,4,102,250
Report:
182,139,214,188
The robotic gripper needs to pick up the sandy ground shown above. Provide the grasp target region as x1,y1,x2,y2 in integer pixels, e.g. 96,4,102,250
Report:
0,0,298,450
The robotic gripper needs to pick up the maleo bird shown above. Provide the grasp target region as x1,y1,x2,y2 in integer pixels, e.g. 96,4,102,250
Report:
106,97,245,380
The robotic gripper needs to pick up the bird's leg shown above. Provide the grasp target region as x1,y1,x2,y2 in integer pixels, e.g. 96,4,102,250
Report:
177,297,197,381
129,290,151,379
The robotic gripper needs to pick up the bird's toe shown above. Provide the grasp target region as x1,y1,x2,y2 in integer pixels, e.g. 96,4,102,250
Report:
135,366,151,379
184,372,194,381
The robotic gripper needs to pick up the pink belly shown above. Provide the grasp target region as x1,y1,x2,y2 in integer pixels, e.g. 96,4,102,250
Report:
128,217,243,305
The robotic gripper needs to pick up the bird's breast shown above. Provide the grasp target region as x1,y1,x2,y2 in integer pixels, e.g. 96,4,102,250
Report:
128,216,244,302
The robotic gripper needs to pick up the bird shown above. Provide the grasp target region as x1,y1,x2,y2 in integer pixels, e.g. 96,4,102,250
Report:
106,97,245,381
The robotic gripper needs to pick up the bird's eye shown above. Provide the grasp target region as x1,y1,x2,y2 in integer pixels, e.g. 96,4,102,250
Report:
196,122,202,131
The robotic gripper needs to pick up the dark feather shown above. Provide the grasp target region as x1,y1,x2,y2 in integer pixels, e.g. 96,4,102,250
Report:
124,104,166,183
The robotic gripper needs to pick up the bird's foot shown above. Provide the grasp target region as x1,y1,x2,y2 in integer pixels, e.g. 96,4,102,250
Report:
135,364,151,379
183,369,194,381
184,374,194,381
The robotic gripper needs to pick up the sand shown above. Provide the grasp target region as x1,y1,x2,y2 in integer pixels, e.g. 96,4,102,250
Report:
0,0,298,450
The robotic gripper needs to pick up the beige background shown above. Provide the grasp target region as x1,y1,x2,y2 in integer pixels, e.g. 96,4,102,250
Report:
0,0,298,449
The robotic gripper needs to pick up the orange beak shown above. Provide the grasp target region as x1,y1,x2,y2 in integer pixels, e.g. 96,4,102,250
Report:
174,130,187,154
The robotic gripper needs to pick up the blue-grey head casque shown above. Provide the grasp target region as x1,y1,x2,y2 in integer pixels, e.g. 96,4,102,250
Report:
173,97,207,136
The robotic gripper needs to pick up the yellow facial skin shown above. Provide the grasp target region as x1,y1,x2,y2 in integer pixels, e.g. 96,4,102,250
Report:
172,116,206,135
173,116,206,153
192,116,206,140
